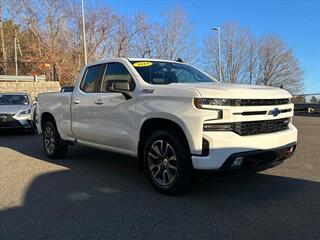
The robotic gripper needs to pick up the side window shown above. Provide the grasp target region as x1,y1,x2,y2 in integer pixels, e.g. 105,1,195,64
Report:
80,64,106,93
100,63,135,92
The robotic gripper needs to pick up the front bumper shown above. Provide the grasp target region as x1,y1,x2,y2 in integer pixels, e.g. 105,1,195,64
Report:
0,114,33,129
192,123,297,170
219,142,296,171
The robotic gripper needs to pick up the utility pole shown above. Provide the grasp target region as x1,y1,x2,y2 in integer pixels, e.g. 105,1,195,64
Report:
81,0,87,65
213,27,222,82
0,3,7,73
14,30,18,75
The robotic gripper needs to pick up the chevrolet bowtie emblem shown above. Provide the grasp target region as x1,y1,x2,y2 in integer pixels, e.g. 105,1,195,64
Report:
269,108,281,117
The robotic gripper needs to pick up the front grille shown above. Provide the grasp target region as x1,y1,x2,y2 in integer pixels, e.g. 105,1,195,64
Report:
235,99,290,106
234,118,290,136
215,98,291,106
0,113,14,121
0,114,20,127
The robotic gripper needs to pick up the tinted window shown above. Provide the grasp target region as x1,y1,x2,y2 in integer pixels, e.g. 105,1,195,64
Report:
100,63,135,92
130,61,216,84
0,94,29,105
81,64,106,93
175,69,198,83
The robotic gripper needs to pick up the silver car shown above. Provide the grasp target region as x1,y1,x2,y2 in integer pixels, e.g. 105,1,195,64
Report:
0,93,34,132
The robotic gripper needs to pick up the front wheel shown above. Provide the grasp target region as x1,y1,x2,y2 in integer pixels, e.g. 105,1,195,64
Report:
43,121,68,159
143,130,193,195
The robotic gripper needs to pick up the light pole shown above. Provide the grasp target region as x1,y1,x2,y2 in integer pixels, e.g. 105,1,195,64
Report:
213,27,221,82
81,0,88,65
14,32,18,75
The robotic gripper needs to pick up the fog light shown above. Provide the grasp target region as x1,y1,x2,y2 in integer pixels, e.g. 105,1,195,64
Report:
231,157,244,167
286,146,294,155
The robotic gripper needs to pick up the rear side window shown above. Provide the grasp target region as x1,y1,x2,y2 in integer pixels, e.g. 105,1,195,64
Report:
100,62,135,92
81,64,106,93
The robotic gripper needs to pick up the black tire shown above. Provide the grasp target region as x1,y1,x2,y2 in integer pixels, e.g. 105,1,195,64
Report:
32,110,38,134
42,121,68,159
143,130,193,195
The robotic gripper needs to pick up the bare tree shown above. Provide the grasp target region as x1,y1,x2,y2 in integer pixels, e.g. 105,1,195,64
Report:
111,14,148,58
257,35,303,94
133,14,154,58
203,23,251,83
7,0,82,83
73,6,116,61
203,23,304,93
152,8,196,62
245,36,258,85
310,96,317,104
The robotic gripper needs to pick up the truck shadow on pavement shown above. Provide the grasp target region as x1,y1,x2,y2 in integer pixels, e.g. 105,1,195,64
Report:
0,133,320,240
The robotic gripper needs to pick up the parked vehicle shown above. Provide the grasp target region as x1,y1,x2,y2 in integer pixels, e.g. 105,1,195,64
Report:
37,58,297,194
0,93,34,133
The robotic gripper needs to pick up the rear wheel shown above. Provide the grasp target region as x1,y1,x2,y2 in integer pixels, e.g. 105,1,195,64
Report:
43,121,68,159
143,130,193,195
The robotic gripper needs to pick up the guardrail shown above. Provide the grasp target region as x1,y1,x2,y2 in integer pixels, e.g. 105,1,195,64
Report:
0,75,46,82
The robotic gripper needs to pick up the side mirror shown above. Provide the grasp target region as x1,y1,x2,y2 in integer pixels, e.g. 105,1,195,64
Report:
107,80,130,92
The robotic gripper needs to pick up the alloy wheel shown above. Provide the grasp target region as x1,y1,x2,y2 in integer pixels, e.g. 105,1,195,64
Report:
148,140,178,186
44,126,55,154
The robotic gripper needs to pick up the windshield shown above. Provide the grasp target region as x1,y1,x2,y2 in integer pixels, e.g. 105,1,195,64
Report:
0,94,29,105
130,61,217,84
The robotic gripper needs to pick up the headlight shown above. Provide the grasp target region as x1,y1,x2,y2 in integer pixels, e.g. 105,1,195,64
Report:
193,98,224,119
194,98,230,109
18,109,31,116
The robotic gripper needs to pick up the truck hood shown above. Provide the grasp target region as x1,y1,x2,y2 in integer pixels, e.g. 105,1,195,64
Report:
0,104,31,114
169,82,292,99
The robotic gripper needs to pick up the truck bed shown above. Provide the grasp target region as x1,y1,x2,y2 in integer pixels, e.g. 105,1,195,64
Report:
37,92,73,140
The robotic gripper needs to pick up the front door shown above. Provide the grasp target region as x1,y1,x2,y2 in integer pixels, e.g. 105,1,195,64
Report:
91,62,137,154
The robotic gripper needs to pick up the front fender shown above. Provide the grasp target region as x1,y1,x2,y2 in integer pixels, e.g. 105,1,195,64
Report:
137,111,202,155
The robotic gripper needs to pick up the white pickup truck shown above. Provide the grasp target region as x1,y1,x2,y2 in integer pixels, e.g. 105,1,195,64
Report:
37,58,297,194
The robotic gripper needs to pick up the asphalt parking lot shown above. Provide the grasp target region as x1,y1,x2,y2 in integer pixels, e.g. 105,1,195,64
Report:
0,116,319,240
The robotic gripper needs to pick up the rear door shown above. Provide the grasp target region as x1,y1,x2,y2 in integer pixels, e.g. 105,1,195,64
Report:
71,63,106,143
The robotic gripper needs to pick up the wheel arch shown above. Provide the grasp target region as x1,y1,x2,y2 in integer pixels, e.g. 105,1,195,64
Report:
138,117,192,170
41,112,56,131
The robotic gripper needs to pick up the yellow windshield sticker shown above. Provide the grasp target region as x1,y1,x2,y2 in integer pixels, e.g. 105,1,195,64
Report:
133,61,153,67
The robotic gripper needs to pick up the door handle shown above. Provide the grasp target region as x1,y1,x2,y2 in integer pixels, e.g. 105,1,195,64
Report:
95,99,104,105
73,98,80,104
